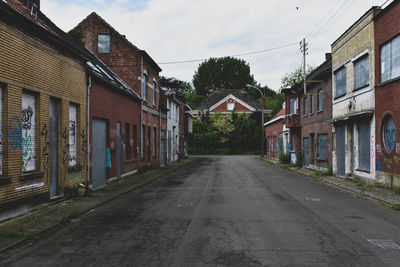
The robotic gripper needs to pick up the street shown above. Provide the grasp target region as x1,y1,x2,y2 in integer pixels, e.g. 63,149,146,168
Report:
4,156,400,266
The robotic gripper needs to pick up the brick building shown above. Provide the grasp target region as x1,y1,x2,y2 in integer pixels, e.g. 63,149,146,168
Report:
265,108,285,160
0,0,88,207
331,7,379,182
75,12,165,167
374,0,400,188
87,56,141,189
301,57,332,170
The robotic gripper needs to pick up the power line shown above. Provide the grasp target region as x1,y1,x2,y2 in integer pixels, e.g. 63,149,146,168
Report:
157,42,298,65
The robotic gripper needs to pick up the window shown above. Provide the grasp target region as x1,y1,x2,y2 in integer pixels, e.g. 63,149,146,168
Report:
335,67,346,97
125,123,130,160
142,74,147,101
382,115,396,154
381,35,400,83
22,92,36,171
153,82,157,105
98,34,110,53
227,102,235,111
279,133,283,152
318,134,328,160
176,106,179,121
358,121,370,171
141,125,145,159
153,127,157,158
69,103,78,166
310,95,314,114
303,97,308,116
289,98,294,114
148,126,151,159
354,55,369,89
317,89,323,112
273,136,277,152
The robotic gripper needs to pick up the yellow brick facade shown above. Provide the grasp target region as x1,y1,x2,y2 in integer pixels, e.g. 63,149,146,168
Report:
0,20,87,204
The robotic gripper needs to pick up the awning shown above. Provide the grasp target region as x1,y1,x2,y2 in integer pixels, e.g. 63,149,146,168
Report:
328,110,374,123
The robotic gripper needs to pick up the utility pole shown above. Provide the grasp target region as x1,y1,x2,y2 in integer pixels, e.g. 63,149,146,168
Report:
300,38,308,94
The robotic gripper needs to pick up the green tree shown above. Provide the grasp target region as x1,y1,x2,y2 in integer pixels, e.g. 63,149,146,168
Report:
193,57,256,97
67,28,85,45
280,65,315,89
265,93,285,117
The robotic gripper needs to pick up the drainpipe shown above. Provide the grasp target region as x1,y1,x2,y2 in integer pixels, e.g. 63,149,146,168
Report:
86,75,91,190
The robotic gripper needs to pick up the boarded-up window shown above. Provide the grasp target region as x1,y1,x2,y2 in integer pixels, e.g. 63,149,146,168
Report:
279,133,283,152
273,136,277,152
318,134,329,160
69,103,77,166
354,55,369,89
153,127,157,158
358,121,370,171
22,93,36,171
335,67,346,97
141,125,145,159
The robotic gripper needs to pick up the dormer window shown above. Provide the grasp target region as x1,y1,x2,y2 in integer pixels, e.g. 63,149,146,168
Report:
227,102,235,111
98,34,110,53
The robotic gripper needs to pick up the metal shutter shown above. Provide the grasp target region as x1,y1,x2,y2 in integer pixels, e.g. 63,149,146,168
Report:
22,93,36,171
358,120,370,170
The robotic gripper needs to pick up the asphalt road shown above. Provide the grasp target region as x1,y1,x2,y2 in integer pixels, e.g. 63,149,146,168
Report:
4,156,400,266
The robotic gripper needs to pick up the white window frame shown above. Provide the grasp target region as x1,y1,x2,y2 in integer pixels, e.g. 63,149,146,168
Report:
69,103,78,167
227,102,235,111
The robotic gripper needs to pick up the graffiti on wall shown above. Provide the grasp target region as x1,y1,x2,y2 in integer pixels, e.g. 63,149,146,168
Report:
69,120,77,166
22,105,35,171
62,127,69,180
8,117,22,149
41,123,49,182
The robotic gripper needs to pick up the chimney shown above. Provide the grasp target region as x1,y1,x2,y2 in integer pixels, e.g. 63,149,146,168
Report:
325,53,332,60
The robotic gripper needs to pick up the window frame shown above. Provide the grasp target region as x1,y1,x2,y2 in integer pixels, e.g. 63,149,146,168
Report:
317,133,329,161
97,34,110,54
381,34,400,83
317,89,323,112
142,74,147,101
227,102,235,111
310,94,314,114
334,67,347,98
68,103,78,167
303,96,308,116
354,54,370,90
153,81,157,105
358,121,371,171
153,127,157,158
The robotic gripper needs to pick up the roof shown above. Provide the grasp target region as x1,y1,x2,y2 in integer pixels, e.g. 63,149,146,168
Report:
196,89,266,111
374,0,400,21
1,0,92,61
264,108,285,126
76,12,162,72
87,55,141,101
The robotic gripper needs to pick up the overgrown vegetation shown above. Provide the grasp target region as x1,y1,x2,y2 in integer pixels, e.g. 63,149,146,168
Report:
279,153,291,165
189,111,261,155
67,28,85,45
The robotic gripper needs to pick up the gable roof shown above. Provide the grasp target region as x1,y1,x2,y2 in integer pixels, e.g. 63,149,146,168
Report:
75,12,162,72
196,89,266,111
264,108,285,126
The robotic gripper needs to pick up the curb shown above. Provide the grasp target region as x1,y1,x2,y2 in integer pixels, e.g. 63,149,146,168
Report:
0,159,194,259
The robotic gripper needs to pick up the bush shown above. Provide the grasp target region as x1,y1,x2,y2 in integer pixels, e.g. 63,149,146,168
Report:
279,152,291,164
295,153,304,167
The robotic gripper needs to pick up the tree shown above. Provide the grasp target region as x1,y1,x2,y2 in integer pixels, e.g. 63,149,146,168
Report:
67,28,85,45
159,76,193,94
265,93,285,117
280,65,315,89
192,57,256,97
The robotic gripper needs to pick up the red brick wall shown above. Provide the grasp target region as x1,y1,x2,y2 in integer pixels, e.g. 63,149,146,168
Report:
213,98,252,113
300,77,332,169
89,80,141,183
375,2,400,175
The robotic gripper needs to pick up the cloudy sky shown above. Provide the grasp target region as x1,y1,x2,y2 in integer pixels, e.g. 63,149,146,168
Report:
42,0,389,91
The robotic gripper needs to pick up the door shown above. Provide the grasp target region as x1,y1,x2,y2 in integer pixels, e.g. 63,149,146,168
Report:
168,130,172,164
116,122,121,178
303,138,309,166
92,118,107,189
336,125,346,177
349,123,354,177
160,139,165,166
49,98,58,198
310,133,315,166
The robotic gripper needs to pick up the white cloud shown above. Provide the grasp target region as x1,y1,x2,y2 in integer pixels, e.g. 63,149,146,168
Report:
41,0,387,91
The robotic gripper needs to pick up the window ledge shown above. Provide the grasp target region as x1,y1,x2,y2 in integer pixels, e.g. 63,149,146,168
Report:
68,165,83,173
20,171,44,182
317,110,323,113
353,84,369,91
334,93,346,100
356,168,370,174
377,76,400,88
0,176,13,185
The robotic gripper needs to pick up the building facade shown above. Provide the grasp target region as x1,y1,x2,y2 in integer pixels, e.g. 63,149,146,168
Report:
87,58,141,189
0,0,88,206
300,57,333,170
374,0,400,188
76,12,165,167
331,7,379,182
265,108,285,160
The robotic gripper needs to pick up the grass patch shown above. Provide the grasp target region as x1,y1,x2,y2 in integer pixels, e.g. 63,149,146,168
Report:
0,231,39,240
377,200,400,211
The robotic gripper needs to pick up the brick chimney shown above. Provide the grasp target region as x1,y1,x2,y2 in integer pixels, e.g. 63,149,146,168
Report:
325,53,332,60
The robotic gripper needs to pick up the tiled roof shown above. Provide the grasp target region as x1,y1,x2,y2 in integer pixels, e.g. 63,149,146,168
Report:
196,89,266,111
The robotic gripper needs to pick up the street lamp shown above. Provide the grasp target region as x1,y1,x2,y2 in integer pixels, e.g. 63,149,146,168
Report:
246,84,264,158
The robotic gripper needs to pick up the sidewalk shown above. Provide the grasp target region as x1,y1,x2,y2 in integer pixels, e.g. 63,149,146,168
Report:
0,158,194,260
261,157,400,208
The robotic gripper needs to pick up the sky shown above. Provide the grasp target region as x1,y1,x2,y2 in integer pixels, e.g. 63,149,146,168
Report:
41,0,390,91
